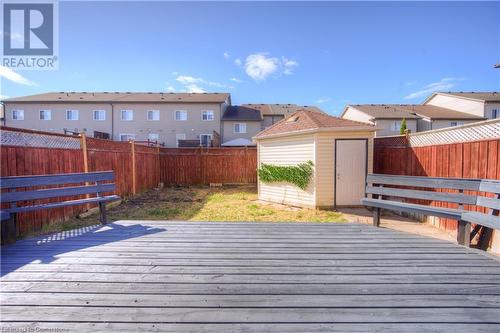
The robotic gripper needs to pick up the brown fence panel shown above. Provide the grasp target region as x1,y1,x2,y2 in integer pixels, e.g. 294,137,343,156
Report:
374,138,500,233
160,147,257,185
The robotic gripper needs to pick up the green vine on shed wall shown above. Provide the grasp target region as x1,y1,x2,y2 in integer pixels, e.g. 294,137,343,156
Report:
258,161,314,190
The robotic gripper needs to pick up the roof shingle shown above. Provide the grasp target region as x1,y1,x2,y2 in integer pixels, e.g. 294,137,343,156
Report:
255,109,375,139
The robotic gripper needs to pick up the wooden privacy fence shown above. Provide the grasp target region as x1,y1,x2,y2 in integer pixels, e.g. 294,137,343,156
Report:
374,137,500,234
160,147,257,185
0,127,257,235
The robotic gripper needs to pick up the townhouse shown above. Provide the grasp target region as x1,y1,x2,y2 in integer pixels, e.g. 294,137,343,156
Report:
341,91,497,136
2,92,230,147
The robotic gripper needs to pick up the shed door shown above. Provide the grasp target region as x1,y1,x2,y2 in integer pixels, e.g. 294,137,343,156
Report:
335,139,367,206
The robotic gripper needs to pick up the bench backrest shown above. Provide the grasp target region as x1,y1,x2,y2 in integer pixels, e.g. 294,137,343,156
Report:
0,171,116,204
366,174,481,206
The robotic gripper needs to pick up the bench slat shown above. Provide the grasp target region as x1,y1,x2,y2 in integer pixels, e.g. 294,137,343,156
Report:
5,195,120,214
366,186,476,205
461,212,500,230
0,184,116,203
476,196,500,211
361,198,463,220
0,171,115,189
479,180,500,194
366,174,481,191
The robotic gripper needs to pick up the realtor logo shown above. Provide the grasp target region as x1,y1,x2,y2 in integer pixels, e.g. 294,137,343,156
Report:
1,0,58,70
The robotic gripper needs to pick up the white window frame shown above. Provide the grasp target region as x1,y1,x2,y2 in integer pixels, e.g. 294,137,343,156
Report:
11,109,24,120
201,110,214,121
390,121,401,132
450,121,464,127
66,109,79,121
39,110,51,120
234,123,247,134
176,133,186,147
119,133,135,141
200,134,213,146
93,110,106,121
120,110,134,121
147,110,160,121
148,133,159,142
175,110,187,121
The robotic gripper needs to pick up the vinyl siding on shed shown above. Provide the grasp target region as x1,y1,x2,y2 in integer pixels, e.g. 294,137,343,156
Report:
315,131,374,208
258,134,316,207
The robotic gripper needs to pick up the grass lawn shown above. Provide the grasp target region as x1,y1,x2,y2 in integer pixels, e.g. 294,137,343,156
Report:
40,186,345,235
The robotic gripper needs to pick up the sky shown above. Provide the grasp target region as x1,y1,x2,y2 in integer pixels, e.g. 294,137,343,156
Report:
1,1,499,115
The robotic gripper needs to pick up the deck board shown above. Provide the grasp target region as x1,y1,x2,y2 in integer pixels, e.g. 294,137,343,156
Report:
2,221,500,332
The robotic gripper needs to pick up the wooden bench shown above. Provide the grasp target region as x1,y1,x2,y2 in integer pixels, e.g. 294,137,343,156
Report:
362,174,500,247
0,171,120,242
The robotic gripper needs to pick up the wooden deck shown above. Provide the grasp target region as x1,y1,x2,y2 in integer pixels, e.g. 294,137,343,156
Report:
1,220,500,332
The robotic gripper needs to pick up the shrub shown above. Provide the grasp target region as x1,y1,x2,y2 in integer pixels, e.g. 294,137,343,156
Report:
258,161,314,190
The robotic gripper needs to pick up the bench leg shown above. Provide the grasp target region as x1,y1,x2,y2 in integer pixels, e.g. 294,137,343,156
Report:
373,208,381,227
1,214,17,244
98,202,107,225
457,220,471,247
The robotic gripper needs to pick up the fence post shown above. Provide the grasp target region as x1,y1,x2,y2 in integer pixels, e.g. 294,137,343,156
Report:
80,132,91,209
131,140,137,195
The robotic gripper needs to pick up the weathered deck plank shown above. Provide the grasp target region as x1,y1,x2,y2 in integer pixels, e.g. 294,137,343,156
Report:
1,221,500,332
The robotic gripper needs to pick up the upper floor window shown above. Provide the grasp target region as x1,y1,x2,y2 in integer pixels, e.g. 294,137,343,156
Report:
39,110,51,120
66,110,79,121
119,133,135,141
390,121,401,132
121,110,133,121
450,121,464,127
175,110,187,121
11,110,24,120
202,110,214,121
492,109,499,119
93,110,106,121
147,110,160,121
234,123,247,134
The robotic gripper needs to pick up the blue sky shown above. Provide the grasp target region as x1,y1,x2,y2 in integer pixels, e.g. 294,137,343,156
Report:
1,1,499,115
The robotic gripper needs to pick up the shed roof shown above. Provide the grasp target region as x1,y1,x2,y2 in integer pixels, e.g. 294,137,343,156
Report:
1,92,230,104
255,109,375,139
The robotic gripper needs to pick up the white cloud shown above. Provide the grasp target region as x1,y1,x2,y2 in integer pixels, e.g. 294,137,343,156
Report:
175,75,233,93
0,65,37,86
230,78,242,83
166,85,175,92
282,57,299,75
404,77,464,100
223,52,231,60
315,97,331,104
0,94,9,100
234,58,242,66
244,53,280,81
242,53,299,81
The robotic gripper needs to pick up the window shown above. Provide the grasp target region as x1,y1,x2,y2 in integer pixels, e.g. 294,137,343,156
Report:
390,121,401,131
202,110,214,121
175,110,187,121
11,110,24,120
450,121,464,127
120,110,133,121
147,110,160,121
93,110,106,121
492,109,499,119
66,110,79,120
200,134,212,147
39,110,51,120
176,133,186,147
119,134,135,141
234,123,247,133
148,133,159,142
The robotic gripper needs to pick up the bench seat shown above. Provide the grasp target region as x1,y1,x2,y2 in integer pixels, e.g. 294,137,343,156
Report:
1,211,11,221
461,211,500,230
6,195,120,214
361,198,464,220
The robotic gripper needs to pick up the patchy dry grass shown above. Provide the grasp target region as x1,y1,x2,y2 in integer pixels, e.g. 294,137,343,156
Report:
33,186,345,237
